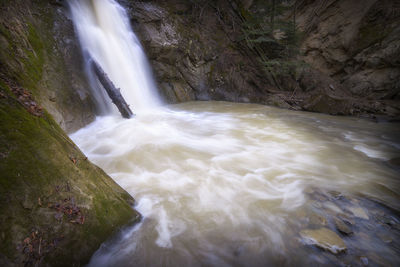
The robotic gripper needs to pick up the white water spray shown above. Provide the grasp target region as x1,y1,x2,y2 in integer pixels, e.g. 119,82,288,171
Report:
69,0,160,114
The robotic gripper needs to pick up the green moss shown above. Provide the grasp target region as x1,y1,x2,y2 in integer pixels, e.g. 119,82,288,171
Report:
0,7,130,265
24,23,45,84
0,82,139,265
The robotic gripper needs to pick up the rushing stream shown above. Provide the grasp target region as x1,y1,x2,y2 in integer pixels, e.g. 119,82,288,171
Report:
68,0,400,266
71,102,400,266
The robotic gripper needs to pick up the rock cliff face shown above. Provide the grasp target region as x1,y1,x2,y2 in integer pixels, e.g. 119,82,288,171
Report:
124,0,280,105
0,1,140,266
124,0,399,119
296,0,400,117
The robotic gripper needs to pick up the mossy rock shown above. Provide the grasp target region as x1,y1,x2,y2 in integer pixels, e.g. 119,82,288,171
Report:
0,1,142,265
0,82,140,266
0,0,97,132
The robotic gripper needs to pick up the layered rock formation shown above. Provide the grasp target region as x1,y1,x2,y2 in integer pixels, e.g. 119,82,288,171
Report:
297,0,400,117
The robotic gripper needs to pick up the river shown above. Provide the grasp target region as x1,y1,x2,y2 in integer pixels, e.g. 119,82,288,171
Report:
71,101,400,266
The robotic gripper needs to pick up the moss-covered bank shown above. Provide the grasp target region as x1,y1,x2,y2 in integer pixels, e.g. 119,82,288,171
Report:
0,81,140,266
0,0,97,133
0,0,141,266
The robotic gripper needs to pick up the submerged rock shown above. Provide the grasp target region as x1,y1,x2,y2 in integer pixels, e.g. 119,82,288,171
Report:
388,157,400,168
360,256,369,266
323,202,343,214
309,213,328,226
348,207,369,220
338,213,356,225
334,218,353,235
377,233,393,244
300,228,347,254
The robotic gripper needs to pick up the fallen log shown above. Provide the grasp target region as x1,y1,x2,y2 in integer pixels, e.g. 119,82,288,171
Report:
90,59,134,118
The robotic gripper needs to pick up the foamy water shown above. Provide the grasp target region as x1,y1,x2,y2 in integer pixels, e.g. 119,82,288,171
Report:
71,101,400,266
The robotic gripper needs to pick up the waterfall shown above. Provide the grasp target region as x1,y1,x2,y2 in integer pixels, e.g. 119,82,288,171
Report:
69,0,161,115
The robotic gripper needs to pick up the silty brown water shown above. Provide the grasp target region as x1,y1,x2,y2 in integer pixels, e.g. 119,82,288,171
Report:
71,101,400,266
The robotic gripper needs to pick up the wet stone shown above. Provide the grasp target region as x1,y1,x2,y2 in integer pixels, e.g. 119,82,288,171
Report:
388,157,400,167
300,228,347,254
309,213,327,226
380,215,399,226
324,202,343,214
357,232,371,243
347,207,369,220
377,233,393,244
338,213,355,225
328,190,343,199
334,218,353,235
360,256,369,266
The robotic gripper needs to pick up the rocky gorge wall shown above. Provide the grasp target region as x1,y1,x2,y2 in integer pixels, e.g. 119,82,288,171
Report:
124,0,279,105
296,0,400,118
124,0,400,119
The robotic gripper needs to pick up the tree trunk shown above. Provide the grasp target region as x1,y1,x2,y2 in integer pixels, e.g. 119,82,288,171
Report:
90,60,134,119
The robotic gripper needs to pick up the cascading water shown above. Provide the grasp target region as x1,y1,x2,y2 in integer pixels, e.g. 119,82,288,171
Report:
69,0,160,114
68,1,400,266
